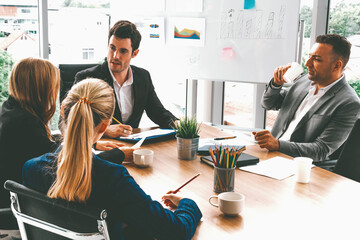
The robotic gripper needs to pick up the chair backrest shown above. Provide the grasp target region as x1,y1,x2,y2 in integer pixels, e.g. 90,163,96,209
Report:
59,64,97,103
4,180,110,240
334,118,360,182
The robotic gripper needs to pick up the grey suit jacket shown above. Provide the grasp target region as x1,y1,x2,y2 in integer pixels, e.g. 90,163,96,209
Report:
262,74,360,162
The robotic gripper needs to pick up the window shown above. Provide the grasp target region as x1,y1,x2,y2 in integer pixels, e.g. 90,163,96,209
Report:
47,1,110,64
223,82,254,128
21,9,31,14
328,0,360,85
82,48,95,60
0,2,39,107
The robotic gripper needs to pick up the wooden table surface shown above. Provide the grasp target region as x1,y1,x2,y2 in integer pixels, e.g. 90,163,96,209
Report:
111,124,360,240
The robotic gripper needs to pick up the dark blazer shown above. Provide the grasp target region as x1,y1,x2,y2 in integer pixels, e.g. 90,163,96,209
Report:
262,75,360,162
23,152,202,240
75,61,177,128
0,96,125,209
0,96,58,208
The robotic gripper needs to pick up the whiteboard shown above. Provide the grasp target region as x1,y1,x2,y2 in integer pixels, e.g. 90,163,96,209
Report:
111,0,300,84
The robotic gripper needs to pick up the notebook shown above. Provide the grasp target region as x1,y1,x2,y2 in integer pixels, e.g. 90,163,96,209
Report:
200,153,259,168
197,144,246,155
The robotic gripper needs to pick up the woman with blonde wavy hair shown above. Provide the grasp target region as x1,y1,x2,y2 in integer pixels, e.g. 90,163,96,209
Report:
23,78,202,239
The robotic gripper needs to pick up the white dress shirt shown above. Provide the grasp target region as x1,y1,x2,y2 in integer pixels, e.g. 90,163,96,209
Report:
110,66,134,123
279,76,344,141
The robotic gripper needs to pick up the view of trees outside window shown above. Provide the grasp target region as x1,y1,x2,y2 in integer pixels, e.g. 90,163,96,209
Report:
328,0,360,96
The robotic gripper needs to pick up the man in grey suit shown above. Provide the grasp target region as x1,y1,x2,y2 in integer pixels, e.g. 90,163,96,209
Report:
253,34,360,163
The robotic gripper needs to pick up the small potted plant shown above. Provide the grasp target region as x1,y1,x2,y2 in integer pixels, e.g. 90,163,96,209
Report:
174,116,201,160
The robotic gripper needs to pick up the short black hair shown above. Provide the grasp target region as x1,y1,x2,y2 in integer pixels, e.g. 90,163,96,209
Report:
108,20,142,52
316,34,352,68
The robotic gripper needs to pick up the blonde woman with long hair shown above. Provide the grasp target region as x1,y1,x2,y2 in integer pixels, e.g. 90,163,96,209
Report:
23,78,202,239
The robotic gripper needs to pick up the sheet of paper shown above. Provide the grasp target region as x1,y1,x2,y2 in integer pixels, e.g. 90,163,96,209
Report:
120,129,175,140
239,157,314,180
132,137,146,148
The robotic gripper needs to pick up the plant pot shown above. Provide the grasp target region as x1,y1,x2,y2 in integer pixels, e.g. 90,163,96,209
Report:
176,136,199,160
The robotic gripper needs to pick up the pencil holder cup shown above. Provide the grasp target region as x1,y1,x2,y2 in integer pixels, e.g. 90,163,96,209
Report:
213,167,235,193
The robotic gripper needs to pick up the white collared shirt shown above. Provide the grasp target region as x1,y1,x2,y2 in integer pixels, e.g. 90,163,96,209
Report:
109,65,134,123
279,76,344,141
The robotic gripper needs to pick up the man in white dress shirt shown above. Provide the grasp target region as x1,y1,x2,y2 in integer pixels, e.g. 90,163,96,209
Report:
253,34,360,163
75,20,178,138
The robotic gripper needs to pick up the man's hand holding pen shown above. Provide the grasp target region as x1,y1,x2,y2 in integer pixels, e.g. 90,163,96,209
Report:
103,117,133,138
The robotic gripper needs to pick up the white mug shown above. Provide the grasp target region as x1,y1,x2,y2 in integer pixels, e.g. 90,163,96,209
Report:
209,192,245,216
133,149,154,167
283,62,303,83
294,157,313,183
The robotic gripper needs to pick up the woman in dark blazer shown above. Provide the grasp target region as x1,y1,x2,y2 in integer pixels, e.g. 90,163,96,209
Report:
0,58,60,212
23,78,202,239
0,58,130,229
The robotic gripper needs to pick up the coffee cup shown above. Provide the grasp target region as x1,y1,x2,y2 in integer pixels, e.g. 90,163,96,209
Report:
294,157,313,183
209,192,245,216
133,149,154,167
283,62,303,83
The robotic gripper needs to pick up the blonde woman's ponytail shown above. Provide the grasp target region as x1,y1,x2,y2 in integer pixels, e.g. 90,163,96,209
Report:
48,79,115,202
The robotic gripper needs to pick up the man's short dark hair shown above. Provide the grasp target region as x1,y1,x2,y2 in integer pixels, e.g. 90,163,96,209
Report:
316,34,352,68
108,20,142,52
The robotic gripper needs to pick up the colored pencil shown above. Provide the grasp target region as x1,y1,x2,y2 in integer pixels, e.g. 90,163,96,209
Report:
112,117,122,125
173,173,201,194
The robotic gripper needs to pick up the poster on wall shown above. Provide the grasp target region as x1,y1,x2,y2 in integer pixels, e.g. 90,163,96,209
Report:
168,17,206,47
130,17,165,45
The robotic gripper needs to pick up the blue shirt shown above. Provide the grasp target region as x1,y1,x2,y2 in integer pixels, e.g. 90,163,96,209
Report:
22,152,202,240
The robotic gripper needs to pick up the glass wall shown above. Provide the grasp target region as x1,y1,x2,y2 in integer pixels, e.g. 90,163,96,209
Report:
328,0,360,93
0,0,39,106
47,0,110,65
223,82,254,128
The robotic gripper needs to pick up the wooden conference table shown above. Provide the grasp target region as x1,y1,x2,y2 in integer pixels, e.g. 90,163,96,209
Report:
111,124,360,240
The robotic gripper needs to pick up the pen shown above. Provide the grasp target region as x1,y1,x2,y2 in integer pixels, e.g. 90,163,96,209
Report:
112,117,122,125
172,173,201,194
214,136,236,141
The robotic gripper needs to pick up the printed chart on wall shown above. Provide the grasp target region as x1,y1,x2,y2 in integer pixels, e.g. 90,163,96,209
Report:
189,0,300,83
168,17,206,47
131,17,165,45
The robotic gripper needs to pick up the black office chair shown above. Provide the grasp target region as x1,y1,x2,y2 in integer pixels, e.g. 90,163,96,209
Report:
4,180,110,240
59,64,97,102
333,118,360,182
0,206,18,229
